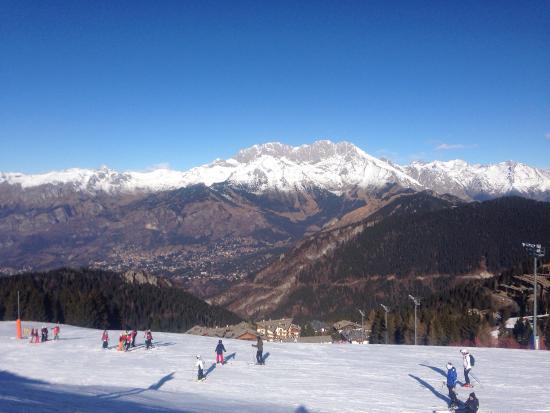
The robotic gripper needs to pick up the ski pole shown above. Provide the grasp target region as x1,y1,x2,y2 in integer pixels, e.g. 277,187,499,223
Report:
470,372,482,388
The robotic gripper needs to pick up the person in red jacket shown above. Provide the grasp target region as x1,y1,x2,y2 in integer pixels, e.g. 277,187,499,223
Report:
52,324,60,340
125,331,132,351
101,330,109,349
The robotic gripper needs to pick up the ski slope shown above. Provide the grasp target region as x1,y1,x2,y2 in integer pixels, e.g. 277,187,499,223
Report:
0,322,549,413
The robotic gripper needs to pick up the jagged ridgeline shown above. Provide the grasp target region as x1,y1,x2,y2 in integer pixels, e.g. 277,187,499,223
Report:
0,268,241,331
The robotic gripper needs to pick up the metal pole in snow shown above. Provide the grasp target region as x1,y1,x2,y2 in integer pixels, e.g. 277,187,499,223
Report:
534,256,538,350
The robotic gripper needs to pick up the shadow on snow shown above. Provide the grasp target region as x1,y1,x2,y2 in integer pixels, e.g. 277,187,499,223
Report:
0,370,188,413
409,374,450,405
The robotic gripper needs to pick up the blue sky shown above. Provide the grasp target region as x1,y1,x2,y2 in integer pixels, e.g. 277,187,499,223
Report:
1,0,549,173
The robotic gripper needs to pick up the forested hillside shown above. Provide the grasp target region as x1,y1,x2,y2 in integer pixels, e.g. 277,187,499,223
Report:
216,196,550,321
0,268,240,331
368,266,550,348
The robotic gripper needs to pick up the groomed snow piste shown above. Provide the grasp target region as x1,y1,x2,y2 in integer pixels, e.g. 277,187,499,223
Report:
1,322,549,413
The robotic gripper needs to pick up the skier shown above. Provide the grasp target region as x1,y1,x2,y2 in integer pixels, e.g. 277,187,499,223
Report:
52,324,60,340
117,333,125,351
460,349,473,387
145,329,153,349
445,362,459,409
215,339,226,364
124,330,131,351
462,392,479,413
102,330,109,349
252,335,264,365
41,326,48,342
33,328,39,343
29,328,35,343
131,329,138,347
196,355,205,381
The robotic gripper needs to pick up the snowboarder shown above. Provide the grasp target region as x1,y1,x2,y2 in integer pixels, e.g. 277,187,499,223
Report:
52,324,60,340
252,335,264,365
131,329,138,347
462,392,479,413
196,355,205,381
215,339,226,364
145,329,153,349
460,349,473,387
102,330,109,349
445,362,459,409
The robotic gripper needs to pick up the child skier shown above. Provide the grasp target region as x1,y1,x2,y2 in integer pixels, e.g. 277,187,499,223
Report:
195,355,205,381
102,330,109,349
52,324,60,340
124,331,132,351
252,335,264,365
445,362,459,409
463,392,479,413
131,329,138,347
145,329,153,349
215,339,226,364
460,349,473,387
117,333,125,351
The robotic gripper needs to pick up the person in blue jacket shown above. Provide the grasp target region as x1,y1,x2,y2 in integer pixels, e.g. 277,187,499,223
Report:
215,339,227,364
446,362,459,409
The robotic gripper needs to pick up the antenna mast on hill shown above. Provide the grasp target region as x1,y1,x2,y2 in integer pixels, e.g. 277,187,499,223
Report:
408,295,421,345
357,309,365,343
522,242,545,350
380,304,390,344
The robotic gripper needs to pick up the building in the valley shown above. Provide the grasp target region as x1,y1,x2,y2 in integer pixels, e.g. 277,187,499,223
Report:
309,320,330,335
186,321,258,340
332,320,368,344
256,318,301,340
332,320,361,332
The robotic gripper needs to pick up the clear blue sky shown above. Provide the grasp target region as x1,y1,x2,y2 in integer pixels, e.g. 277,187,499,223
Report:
1,0,549,173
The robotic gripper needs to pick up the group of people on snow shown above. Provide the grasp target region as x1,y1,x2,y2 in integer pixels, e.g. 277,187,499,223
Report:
195,338,228,381
100,329,154,351
23,322,484,410
195,336,242,381
445,349,479,412
28,324,60,343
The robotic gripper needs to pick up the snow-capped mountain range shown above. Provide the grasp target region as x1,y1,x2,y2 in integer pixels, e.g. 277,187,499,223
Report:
2,140,550,200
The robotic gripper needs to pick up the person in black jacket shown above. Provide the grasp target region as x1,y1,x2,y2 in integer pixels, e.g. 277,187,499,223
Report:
215,340,226,364
252,336,264,365
463,392,479,413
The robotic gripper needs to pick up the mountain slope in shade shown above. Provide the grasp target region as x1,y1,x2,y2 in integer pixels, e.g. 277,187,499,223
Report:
212,196,550,320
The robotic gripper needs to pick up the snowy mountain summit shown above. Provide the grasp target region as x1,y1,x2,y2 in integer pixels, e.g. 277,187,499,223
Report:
184,140,421,192
1,140,549,200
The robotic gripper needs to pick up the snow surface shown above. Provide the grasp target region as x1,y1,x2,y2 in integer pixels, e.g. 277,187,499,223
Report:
1,321,549,413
